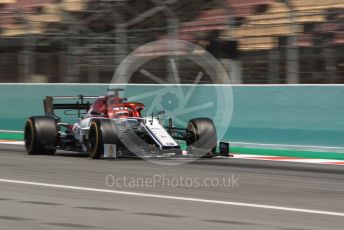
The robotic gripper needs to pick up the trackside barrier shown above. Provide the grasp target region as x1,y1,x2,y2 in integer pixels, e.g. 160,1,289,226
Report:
1,84,344,150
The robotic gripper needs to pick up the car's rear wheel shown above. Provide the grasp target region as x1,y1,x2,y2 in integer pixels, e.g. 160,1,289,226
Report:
186,117,217,157
88,119,118,159
24,116,57,155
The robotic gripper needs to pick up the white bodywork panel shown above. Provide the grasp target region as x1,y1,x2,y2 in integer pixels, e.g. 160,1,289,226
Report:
144,118,179,147
71,117,179,150
72,117,92,145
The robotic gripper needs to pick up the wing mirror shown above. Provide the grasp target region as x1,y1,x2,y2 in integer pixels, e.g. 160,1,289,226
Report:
90,111,102,116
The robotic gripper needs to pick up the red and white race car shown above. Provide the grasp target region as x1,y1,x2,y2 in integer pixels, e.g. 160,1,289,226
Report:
24,88,229,159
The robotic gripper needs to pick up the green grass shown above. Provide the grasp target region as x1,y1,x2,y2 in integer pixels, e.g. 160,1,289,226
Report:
0,133,24,141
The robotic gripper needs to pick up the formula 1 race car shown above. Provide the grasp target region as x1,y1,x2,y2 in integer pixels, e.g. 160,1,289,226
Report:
24,88,229,159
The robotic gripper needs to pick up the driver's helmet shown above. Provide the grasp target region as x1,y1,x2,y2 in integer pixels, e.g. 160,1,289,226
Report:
113,110,129,119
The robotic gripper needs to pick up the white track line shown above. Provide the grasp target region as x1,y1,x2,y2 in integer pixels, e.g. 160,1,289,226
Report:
232,154,344,165
0,179,343,217
0,141,24,145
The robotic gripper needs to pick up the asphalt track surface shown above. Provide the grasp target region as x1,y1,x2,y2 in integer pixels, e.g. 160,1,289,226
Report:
0,144,343,230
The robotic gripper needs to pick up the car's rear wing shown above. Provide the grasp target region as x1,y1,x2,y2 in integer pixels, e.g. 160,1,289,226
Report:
44,95,100,119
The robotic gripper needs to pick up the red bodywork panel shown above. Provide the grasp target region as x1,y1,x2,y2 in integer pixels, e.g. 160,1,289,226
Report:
89,96,144,118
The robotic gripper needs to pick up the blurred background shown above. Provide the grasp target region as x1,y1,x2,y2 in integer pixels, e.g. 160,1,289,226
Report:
0,0,343,84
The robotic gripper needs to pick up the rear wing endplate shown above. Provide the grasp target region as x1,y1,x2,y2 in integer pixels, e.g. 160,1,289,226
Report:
44,95,99,119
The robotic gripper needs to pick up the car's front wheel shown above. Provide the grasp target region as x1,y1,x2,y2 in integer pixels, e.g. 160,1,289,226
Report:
186,117,217,157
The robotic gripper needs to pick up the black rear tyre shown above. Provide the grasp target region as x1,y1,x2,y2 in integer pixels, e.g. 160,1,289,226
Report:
88,119,118,159
186,117,217,156
24,116,57,155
